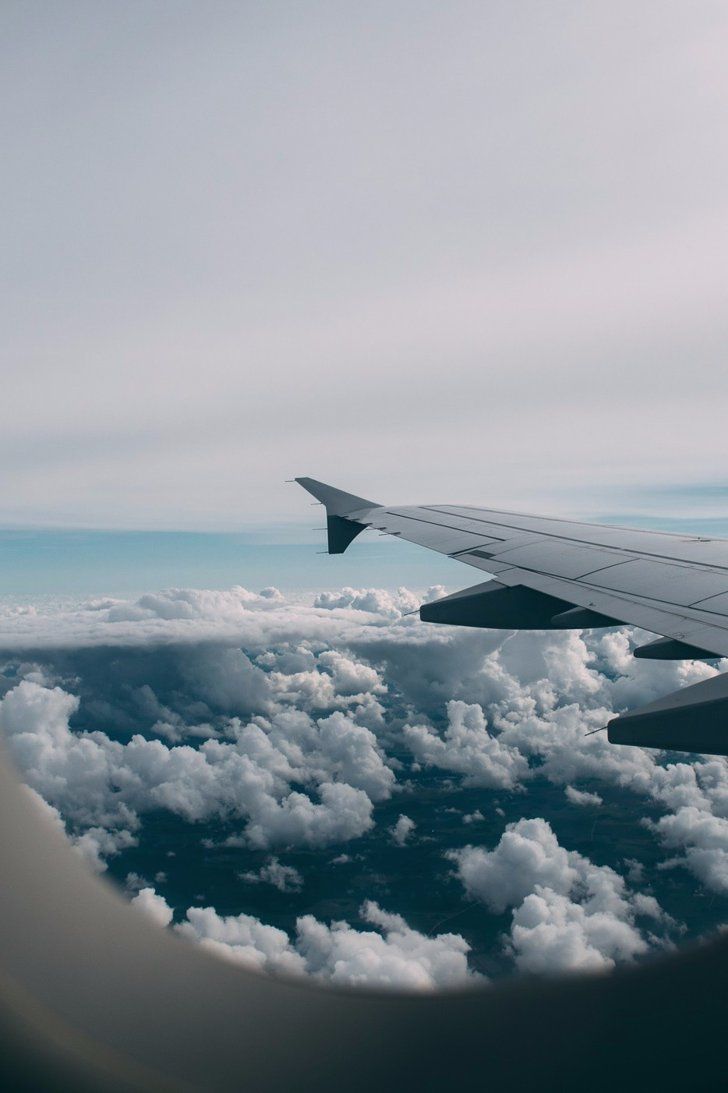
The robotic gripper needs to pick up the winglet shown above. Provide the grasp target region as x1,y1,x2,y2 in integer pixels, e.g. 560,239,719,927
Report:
294,478,379,516
294,478,380,554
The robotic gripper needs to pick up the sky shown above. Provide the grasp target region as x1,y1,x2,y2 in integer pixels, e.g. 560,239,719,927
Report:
4,1,728,529
6,4,728,998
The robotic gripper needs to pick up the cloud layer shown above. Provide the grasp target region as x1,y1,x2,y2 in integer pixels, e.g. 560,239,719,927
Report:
2,583,727,984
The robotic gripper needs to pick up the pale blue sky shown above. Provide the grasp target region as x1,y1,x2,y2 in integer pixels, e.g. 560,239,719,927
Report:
5,493,728,598
4,2,728,528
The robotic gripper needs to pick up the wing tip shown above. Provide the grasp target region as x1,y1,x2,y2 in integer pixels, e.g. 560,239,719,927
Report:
293,478,379,515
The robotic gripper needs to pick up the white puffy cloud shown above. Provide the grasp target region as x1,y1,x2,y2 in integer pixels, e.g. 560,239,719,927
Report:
565,786,603,808
131,887,174,927
176,906,307,978
107,587,284,624
243,782,373,851
450,818,580,914
4,581,728,923
73,826,138,873
239,857,304,892
390,814,416,846
650,807,728,894
404,700,529,790
0,678,383,855
268,709,394,802
295,901,476,989
21,782,136,873
176,898,477,990
313,587,420,619
508,886,649,973
450,818,669,973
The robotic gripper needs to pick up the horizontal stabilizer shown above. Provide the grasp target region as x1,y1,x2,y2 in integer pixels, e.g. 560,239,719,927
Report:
608,671,728,756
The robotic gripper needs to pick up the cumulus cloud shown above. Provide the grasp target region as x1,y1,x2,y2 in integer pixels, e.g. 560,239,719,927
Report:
450,818,582,915
176,898,476,990
243,782,373,850
390,814,416,846
0,678,384,855
449,818,669,973
21,780,136,873
404,700,529,790
508,887,648,973
239,857,304,892
131,887,174,927
1,586,428,868
3,580,728,969
177,905,307,978
313,587,420,619
650,807,728,894
267,651,386,718
565,786,603,808
73,826,138,874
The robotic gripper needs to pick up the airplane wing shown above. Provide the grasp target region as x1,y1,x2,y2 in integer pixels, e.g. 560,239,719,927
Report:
296,477,728,757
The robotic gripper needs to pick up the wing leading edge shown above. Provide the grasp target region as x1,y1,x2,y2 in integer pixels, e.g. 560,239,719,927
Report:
295,477,728,757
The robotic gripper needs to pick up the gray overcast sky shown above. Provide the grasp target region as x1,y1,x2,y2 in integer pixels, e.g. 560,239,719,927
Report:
4,1,728,528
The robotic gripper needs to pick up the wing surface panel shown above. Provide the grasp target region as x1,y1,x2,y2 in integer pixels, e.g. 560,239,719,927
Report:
585,560,728,606
339,498,728,658
489,542,632,579
422,505,728,568
687,591,728,616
